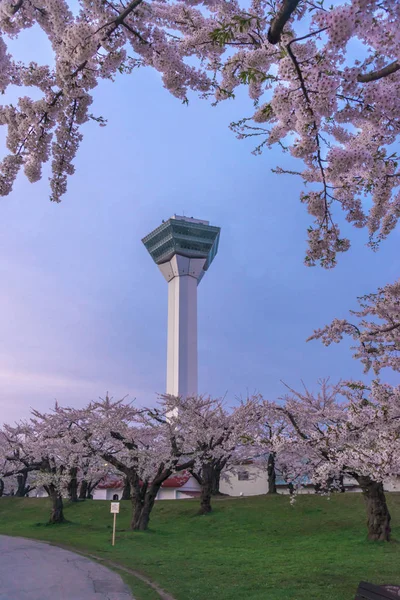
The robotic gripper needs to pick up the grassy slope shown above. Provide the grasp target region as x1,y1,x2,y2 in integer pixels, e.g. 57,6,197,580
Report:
1,494,400,600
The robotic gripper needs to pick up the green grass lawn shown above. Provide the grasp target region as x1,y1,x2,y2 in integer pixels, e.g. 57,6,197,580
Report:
1,494,400,600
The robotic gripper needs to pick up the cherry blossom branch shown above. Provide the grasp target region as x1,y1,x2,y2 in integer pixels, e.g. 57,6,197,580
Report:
308,280,400,373
358,61,400,83
267,0,301,44
285,36,333,232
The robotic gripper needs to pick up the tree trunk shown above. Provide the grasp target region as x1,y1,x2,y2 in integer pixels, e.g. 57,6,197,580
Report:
135,487,159,530
48,486,65,524
0,478,4,497
288,482,294,496
199,465,213,515
130,483,160,531
128,464,181,531
130,493,144,530
356,475,391,541
79,479,88,499
211,464,223,496
85,477,103,500
87,481,97,499
122,477,131,500
67,468,78,502
267,453,277,494
192,463,223,497
15,472,29,497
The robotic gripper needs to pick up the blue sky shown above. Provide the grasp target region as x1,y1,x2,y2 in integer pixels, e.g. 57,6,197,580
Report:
0,28,398,423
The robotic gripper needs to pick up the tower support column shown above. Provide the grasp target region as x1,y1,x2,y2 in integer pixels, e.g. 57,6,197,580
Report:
159,255,206,398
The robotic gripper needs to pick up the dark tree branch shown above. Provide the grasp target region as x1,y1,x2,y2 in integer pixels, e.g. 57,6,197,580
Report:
275,407,308,440
267,0,301,44
358,61,400,83
10,0,23,14
370,322,400,335
112,0,144,28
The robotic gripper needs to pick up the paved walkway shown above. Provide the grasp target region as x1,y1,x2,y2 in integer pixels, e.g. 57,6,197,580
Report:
0,536,135,600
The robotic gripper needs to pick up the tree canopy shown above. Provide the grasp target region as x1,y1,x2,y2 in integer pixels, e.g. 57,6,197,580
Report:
0,0,398,270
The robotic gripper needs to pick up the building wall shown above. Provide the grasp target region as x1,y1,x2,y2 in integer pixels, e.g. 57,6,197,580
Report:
92,487,123,501
92,488,107,500
157,489,177,500
92,477,201,501
219,467,394,496
384,477,400,492
220,465,268,497
176,491,197,499
105,487,124,501
156,476,201,499
29,488,48,498
179,476,201,494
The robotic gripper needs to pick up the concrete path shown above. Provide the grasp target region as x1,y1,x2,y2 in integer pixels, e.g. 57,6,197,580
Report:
0,535,135,600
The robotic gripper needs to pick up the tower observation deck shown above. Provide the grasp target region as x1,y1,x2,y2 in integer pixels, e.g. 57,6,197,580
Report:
142,215,220,398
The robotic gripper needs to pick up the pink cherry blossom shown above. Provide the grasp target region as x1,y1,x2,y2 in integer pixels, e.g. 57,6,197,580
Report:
309,279,400,373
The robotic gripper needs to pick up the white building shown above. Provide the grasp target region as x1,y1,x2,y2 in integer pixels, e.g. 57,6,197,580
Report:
92,472,201,501
220,465,400,496
220,464,269,497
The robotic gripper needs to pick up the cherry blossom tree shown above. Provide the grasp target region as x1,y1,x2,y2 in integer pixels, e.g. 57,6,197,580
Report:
0,430,10,496
23,410,83,522
264,379,400,541
0,430,39,496
0,431,13,496
214,0,400,269
0,0,213,203
156,394,258,514
0,407,90,522
309,278,400,374
66,451,114,502
78,454,114,500
246,395,290,494
0,424,44,498
0,0,397,269
65,395,196,530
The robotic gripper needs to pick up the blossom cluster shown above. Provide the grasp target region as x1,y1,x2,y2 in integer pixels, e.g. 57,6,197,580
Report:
223,0,400,267
309,279,400,374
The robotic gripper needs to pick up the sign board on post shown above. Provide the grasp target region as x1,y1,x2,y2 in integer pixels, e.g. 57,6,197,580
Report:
110,502,120,514
110,502,120,546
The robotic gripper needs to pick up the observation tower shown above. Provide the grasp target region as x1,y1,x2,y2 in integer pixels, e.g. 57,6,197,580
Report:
142,215,220,398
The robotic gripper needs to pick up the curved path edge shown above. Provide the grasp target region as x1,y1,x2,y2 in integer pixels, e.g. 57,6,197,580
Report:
0,535,135,600
97,560,177,600
5,535,177,600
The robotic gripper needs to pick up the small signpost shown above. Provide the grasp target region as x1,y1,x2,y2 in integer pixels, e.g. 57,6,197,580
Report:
110,502,120,546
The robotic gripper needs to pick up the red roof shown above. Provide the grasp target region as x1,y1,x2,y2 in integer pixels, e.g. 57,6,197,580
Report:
97,478,124,489
161,472,191,488
97,471,192,490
